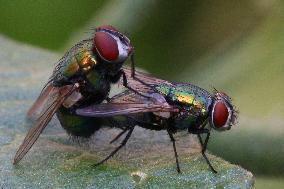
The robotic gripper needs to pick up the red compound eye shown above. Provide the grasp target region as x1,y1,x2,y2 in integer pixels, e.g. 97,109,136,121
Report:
213,101,229,128
94,32,118,62
96,25,118,32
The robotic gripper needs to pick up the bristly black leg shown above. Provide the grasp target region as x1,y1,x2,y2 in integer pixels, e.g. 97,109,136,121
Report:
198,134,204,146
93,126,135,166
133,75,153,89
109,127,129,144
167,130,181,173
121,70,152,100
127,50,155,91
197,132,217,174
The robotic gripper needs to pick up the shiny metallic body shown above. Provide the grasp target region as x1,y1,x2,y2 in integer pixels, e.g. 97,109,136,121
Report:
154,83,213,130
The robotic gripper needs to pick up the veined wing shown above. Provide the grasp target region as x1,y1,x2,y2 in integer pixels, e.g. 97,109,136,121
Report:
121,66,174,93
27,84,54,119
14,84,79,164
76,90,178,117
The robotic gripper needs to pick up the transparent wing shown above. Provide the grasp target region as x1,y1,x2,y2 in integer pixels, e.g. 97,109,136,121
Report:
121,66,174,93
76,90,178,117
27,84,54,119
13,84,78,164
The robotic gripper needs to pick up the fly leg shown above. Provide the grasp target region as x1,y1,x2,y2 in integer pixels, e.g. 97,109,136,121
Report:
120,61,157,101
121,70,153,100
109,127,129,144
125,56,155,90
104,117,129,143
93,126,135,166
106,117,135,144
132,74,153,89
197,131,217,173
129,50,152,91
167,130,181,173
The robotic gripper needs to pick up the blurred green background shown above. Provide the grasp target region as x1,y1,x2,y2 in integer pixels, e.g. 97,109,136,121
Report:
1,0,283,188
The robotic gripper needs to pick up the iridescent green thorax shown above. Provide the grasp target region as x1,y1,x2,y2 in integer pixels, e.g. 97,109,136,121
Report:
155,83,212,116
62,50,97,79
53,40,113,117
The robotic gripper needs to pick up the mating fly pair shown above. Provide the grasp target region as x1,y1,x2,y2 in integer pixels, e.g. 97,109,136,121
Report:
13,25,238,174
